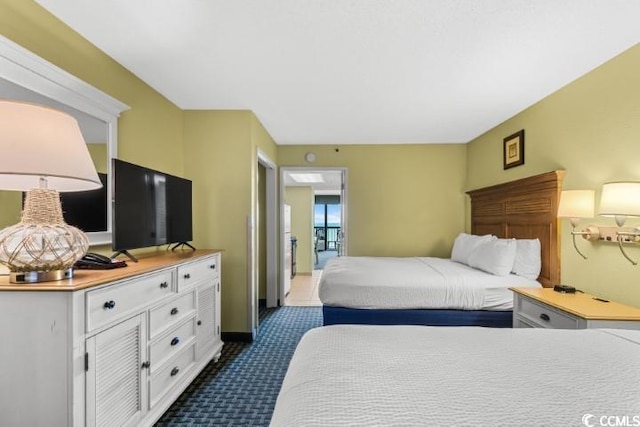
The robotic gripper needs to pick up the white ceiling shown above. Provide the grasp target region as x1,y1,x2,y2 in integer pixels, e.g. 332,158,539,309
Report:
283,170,342,195
36,0,640,145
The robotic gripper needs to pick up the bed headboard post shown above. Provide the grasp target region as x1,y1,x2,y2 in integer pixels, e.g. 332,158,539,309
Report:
466,170,565,288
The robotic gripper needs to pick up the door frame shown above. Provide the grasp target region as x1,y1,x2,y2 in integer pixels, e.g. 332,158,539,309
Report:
257,150,278,311
277,166,348,306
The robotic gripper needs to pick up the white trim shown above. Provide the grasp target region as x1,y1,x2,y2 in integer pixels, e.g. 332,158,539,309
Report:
257,150,278,308
0,34,129,246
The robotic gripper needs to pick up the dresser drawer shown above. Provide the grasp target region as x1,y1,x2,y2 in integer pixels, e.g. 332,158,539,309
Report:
177,256,218,290
150,319,196,373
518,297,579,329
150,345,196,408
149,291,196,339
86,270,174,332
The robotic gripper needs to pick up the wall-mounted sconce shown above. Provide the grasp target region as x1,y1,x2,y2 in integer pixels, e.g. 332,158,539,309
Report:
558,190,598,259
598,182,640,265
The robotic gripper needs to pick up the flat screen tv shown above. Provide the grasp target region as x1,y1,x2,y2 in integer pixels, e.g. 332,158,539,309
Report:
25,172,108,233
112,159,193,259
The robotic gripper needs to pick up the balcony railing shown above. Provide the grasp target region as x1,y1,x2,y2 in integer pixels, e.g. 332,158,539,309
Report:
314,226,340,251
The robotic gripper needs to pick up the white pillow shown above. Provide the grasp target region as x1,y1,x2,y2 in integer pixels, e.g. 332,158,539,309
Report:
512,238,541,280
467,238,517,276
451,233,495,265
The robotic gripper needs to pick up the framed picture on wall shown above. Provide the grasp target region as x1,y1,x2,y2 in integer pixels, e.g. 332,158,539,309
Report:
503,129,525,169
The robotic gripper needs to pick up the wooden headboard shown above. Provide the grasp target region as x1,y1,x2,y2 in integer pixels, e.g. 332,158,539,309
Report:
466,170,564,288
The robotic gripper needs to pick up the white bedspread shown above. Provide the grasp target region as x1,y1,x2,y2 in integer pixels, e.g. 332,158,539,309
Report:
319,256,540,310
271,325,640,427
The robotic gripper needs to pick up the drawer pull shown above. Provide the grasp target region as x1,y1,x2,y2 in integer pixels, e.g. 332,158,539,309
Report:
197,320,202,326
103,300,116,310
209,264,216,270
170,337,180,346
141,361,150,369
539,313,550,322
183,273,191,280
170,367,180,377
170,307,179,316
160,281,169,289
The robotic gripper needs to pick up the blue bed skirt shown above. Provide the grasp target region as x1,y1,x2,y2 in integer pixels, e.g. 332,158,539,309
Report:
322,305,513,328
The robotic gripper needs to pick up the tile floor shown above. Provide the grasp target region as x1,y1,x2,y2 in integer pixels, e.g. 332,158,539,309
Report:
285,270,322,306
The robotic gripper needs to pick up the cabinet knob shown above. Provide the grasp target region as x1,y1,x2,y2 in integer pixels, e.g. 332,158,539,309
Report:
183,273,191,279
170,367,180,377
197,320,202,326
170,307,179,316
141,361,150,369
170,337,180,346
160,281,169,289
209,264,215,270
539,313,550,322
103,300,116,310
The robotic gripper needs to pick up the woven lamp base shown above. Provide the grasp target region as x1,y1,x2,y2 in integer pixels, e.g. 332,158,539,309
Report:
0,188,89,284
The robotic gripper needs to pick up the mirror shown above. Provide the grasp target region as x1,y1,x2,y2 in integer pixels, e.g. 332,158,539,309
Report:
0,35,128,245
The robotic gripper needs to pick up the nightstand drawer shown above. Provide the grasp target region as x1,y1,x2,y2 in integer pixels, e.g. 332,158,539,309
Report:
518,297,579,329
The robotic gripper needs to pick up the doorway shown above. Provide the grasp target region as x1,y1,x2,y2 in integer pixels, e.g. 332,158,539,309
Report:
278,167,347,307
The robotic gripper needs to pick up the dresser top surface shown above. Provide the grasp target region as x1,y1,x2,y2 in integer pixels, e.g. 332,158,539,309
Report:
511,287,640,321
0,249,222,292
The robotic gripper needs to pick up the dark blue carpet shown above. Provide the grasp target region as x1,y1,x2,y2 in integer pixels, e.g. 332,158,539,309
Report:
156,306,323,426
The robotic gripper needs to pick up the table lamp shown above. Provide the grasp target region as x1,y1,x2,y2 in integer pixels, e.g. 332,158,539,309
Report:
0,100,102,283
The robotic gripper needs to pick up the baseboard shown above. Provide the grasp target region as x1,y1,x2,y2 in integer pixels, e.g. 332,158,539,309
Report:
259,298,267,308
221,332,254,343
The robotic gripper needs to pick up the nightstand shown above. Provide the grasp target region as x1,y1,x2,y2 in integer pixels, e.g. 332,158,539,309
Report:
510,287,640,330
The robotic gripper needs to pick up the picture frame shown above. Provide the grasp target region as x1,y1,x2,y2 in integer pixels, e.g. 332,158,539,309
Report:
503,129,525,169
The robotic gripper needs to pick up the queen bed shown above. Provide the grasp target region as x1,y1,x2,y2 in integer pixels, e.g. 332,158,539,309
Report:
271,325,640,426
320,171,564,327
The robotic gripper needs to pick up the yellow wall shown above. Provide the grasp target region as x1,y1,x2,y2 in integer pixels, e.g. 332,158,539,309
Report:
182,111,277,333
467,43,640,307
278,145,468,257
183,110,253,333
87,143,108,173
284,187,314,274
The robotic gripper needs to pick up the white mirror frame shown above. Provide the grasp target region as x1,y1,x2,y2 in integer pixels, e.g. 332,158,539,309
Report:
0,35,129,246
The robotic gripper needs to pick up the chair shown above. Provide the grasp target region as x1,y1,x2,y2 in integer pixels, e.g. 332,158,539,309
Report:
335,231,344,256
314,236,319,265
315,229,326,252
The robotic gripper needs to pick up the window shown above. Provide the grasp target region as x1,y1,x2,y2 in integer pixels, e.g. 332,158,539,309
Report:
314,198,341,250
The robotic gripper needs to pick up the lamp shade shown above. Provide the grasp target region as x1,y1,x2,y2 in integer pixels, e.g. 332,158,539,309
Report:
558,190,595,219
0,100,101,192
599,182,640,218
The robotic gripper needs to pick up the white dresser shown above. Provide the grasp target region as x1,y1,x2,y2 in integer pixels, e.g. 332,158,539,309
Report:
0,250,223,427
511,287,640,330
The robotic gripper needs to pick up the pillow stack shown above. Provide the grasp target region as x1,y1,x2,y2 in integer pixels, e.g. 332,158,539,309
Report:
451,233,541,279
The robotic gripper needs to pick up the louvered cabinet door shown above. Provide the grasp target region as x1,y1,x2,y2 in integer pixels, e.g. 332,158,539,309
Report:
86,313,148,427
196,282,215,360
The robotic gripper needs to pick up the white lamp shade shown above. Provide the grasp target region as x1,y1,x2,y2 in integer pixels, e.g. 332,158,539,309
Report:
599,182,640,218
557,190,595,219
0,100,101,192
